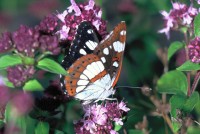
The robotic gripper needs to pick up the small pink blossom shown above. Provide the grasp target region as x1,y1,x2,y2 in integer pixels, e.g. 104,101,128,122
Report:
56,0,107,41
118,101,130,112
57,10,68,23
84,0,95,10
159,2,198,39
172,2,185,10
197,0,200,4
84,120,97,133
114,118,123,126
110,130,119,134
183,14,193,25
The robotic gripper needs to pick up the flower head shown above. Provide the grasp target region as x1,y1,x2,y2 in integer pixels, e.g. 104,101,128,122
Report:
39,35,60,55
159,2,198,38
188,37,200,63
12,25,40,57
7,65,35,87
0,32,12,53
74,101,130,134
57,0,107,41
36,14,58,34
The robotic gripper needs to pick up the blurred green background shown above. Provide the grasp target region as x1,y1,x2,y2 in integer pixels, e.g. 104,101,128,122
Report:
0,0,192,134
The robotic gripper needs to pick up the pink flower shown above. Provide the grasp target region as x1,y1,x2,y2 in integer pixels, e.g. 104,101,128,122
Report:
114,118,123,126
197,0,200,4
56,0,107,41
84,120,97,133
74,101,130,134
172,2,185,10
118,101,130,112
110,130,119,134
159,2,198,39
188,37,200,63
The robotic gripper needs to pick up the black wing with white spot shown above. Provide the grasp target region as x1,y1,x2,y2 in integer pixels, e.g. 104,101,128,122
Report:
62,21,100,69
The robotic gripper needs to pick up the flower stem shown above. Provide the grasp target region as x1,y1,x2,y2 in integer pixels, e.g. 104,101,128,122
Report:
191,70,200,93
184,32,191,96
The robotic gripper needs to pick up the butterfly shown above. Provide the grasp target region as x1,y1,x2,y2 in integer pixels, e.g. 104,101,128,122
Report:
61,21,126,104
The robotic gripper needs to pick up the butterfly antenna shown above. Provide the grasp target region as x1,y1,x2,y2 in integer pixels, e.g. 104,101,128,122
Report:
115,86,152,91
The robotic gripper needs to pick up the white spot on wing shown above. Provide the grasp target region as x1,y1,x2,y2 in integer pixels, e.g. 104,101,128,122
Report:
113,41,124,52
83,69,95,79
91,62,101,74
79,49,87,55
96,61,104,72
87,29,93,34
86,40,98,50
80,74,88,80
101,57,106,63
113,61,119,67
77,80,89,86
120,30,126,36
86,64,99,76
103,48,109,55
76,86,86,92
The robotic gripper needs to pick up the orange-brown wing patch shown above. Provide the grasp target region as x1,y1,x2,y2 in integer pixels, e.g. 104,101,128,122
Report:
65,54,106,96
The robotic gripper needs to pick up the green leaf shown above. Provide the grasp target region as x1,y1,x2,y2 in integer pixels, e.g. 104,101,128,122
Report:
37,58,67,75
194,14,200,37
187,126,200,134
0,120,4,128
35,122,49,134
182,91,199,112
128,129,144,134
168,41,184,61
55,130,65,134
177,60,200,71
169,92,199,132
157,70,188,95
23,79,44,91
114,123,122,131
0,55,22,70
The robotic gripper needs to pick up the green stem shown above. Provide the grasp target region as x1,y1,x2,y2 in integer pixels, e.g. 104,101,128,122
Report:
184,32,191,96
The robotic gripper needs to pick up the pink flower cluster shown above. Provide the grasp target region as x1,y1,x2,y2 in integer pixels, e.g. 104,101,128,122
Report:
159,2,198,38
74,101,130,134
188,37,200,63
57,0,107,41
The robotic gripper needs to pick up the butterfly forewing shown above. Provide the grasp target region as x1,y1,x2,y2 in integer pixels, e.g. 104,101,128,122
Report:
93,22,126,87
62,21,99,69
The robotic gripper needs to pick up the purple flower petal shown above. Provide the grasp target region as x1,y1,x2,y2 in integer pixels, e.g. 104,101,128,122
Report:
118,101,130,112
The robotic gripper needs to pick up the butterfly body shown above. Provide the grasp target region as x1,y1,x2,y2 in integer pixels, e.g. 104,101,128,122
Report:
61,21,126,104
